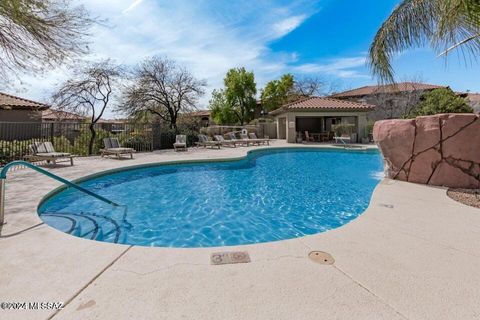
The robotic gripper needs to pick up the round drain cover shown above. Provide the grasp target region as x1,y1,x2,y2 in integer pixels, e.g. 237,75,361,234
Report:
308,251,334,265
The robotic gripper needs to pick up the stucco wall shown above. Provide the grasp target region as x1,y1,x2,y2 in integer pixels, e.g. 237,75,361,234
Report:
0,109,42,122
373,113,480,188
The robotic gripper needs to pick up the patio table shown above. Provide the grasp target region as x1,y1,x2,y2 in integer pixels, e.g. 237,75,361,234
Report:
311,132,329,142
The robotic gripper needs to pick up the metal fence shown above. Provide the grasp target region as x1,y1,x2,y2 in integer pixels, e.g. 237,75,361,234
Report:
0,122,154,165
0,121,277,166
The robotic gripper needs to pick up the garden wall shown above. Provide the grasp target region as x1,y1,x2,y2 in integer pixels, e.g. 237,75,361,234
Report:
373,113,480,189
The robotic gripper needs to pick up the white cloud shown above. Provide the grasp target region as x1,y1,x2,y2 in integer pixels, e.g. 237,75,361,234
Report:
122,0,144,13
273,15,308,38
6,1,369,116
293,57,368,78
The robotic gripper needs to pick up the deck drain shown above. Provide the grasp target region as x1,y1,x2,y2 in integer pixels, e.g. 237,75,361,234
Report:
308,251,334,265
379,203,394,209
210,251,250,265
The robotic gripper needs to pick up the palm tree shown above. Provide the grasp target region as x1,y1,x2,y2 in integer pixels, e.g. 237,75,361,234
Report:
369,0,480,83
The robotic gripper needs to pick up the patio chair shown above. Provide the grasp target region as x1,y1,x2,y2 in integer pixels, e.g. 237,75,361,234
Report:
305,131,315,142
173,135,188,152
214,135,236,147
195,134,221,149
240,133,261,146
101,138,136,159
248,132,270,145
227,132,248,146
27,141,74,166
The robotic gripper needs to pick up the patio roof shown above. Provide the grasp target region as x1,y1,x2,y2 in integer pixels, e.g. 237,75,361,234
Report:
0,92,50,111
270,96,375,116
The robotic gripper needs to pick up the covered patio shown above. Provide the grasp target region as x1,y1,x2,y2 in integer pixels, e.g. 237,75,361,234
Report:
270,97,374,143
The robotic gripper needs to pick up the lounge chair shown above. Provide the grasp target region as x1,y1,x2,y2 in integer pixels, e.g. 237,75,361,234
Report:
214,135,237,147
196,134,221,149
227,132,248,146
248,132,270,145
27,141,74,166
240,133,262,146
334,134,352,145
101,138,135,159
173,135,188,152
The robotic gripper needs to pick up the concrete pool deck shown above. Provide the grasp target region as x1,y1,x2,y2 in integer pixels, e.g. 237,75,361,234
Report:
1,141,479,320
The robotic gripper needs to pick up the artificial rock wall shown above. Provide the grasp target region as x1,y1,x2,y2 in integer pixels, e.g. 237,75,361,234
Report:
373,113,480,189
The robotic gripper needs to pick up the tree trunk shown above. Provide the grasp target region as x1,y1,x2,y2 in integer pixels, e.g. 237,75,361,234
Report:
170,112,178,131
88,123,96,155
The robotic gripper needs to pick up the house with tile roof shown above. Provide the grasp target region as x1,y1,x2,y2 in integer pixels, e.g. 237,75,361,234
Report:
331,82,479,119
270,96,374,143
41,109,86,122
462,93,480,113
330,82,448,120
0,91,50,122
330,82,446,99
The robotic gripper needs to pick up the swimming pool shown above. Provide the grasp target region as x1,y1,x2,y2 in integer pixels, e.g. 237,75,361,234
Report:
38,148,384,247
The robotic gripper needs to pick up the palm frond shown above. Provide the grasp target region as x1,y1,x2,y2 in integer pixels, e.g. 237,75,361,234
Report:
369,0,480,83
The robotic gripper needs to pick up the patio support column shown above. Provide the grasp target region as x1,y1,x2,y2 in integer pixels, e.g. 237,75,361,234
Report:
286,113,296,143
357,114,367,143
276,118,280,139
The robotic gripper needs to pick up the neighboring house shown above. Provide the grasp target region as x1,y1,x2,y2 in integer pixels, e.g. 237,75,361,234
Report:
0,92,50,122
462,93,480,113
330,82,447,120
270,96,374,143
180,110,213,127
41,109,87,122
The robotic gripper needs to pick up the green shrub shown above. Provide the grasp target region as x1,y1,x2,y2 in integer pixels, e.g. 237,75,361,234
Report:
52,136,74,153
407,88,473,118
72,127,111,155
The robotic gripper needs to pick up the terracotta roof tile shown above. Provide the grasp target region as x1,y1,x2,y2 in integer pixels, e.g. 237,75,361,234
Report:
270,96,374,115
0,92,50,110
41,109,86,120
330,82,447,98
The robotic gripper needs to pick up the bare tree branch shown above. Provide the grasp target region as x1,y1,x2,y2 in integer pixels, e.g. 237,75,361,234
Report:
51,60,121,154
118,56,207,130
0,0,95,81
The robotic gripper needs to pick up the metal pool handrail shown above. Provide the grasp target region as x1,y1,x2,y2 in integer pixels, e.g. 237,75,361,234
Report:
0,161,122,227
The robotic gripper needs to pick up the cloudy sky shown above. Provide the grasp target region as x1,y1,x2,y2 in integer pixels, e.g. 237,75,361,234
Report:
7,0,480,118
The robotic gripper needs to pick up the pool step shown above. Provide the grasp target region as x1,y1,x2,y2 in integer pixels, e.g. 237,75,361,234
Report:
40,211,127,244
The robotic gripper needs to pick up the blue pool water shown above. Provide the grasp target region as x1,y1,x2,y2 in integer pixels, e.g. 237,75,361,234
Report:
38,148,384,247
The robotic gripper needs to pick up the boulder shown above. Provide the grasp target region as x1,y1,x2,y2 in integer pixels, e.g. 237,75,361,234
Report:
374,113,480,189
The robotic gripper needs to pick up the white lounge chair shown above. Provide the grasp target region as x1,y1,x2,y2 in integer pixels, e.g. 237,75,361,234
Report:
240,133,261,146
196,134,221,149
174,135,188,151
214,135,237,147
27,141,74,166
227,132,248,146
248,132,270,145
101,138,135,159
